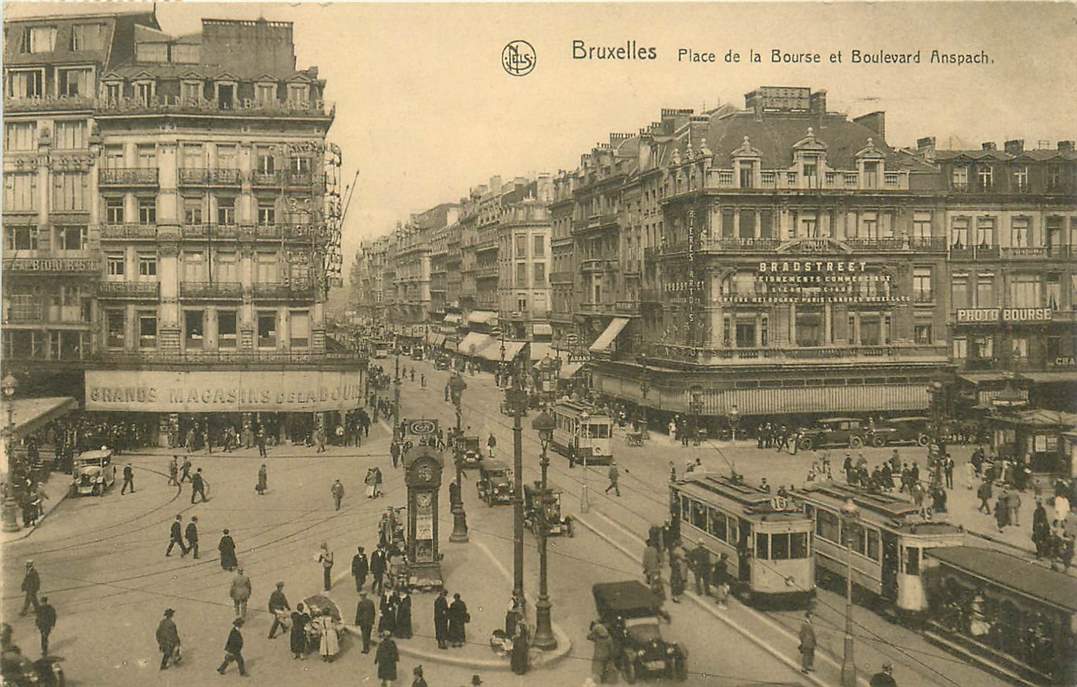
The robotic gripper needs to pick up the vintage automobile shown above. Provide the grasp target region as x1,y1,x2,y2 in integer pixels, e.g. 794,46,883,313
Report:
476,460,514,506
456,435,483,468
1,624,65,686
434,357,450,371
873,416,932,447
797,417,871,451
522,482,573,537
71,449,116,496
592,581,687,683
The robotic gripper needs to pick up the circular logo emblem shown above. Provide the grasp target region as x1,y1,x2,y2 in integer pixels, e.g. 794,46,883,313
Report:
408,419,437,435
502,40,536,77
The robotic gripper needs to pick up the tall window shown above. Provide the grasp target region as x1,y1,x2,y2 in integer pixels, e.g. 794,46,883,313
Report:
951,274,970,309
912,211,932,242
255,147,275,174
290,157,311,175
106,253,125,277
216,197,236,225
4,173,37,211
1009,274,1041,308
257,201,276,226
21,26,57,53
134,81,154,104
800,211,818,238
977,166,993,192
533,235,545,257
180,81,201,101
138,313,158,349
1012,166,1029,192
1011,337,1029,360
1010,217,1030,248
739,209,757,239
104,145,124,169
1046,274,1061,309
951,166,968,190
5,226,38,251
759,209,774,239
914,323,933,345
216,144,237,170
286,84,308,103
70,24,103,51
106,309,125,349
217,310,238,349
183,252,205,282
181,144,204,169
289,310,310,348
56,225,85,251
184,310,205,350
183,198,203,225
215,252,238,282
795,307,823,347
257,311,278,348
57,68,91,97
950,217,969,248
952,337,967,360
136,144,156,168
4,122,35,151
256,252,279,282
255,83,275,105
860,211,878,239
138,198,156,225
975,217,995,247
913,268,933,302
138,253,157,278
971,335,994,361
533,263,546,285
105,197,124,223
55,120,87,149
976,273,995,307
515,263,527,287
7,70,44,98
51,172,89,211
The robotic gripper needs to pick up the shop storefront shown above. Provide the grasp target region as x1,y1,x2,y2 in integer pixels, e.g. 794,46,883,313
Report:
988,408,1077,476
85,369,364,447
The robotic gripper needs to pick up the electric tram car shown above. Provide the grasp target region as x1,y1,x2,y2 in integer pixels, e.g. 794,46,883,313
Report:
549,400,614,466
798,482,965,617
671,474,815,607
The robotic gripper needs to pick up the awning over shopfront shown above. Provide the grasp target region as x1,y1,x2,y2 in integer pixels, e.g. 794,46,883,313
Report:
0,397,78,438
467,311,497,326
993,409,1077,429
588,318,630,353
533,323,553,337
428,334,446,348
558,362,585,379
443,336,459,350
444,314,462,325
458,332,496,357
478,340,526,362
957,371,1014,385
1021,371,1077,384
530,342,555,362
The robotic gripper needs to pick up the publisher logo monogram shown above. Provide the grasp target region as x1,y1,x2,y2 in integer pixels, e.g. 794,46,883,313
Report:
502,40,536,76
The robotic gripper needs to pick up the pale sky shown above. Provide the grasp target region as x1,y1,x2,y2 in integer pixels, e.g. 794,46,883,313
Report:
6,2,1077,286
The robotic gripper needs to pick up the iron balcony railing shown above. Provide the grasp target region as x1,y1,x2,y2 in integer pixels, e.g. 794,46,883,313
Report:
99,167,159,186
101,223,157,240
97,281,160,299
179,282,244,300
96,95,335,119
178,168,242,186
252,281,316,300
92,350,365,365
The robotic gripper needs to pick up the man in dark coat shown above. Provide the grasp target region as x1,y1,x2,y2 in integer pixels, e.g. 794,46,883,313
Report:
121,463,135,494
35,597,56,656
798,611,816,673
289,603,310,659
20,561,40,616
166,515,188,557
434,589,450,649
267,582,291,639
217,618,247,676
355,591,376,654
156,608,180,670
870,662,898,687
374,630,399,684
977,479,993,514
352,545,369,592
689,541,710,596
370,545,387,595
185,516,200,559
1033,499,1051,558
395,589,413,639
218,529,238,571
448,593,469,647
190,468,208,504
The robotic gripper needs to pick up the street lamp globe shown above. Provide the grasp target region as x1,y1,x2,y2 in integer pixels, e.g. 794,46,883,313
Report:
532,409,555,449
1,373,17,399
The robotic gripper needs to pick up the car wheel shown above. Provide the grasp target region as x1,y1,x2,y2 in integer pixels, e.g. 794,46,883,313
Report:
871,434,887,448
623,658,638,684
798,436,814,451
849,436,864,449
917,433,930,447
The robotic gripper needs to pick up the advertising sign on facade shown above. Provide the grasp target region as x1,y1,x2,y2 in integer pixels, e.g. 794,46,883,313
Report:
85,369,363,412
956,308,1054,324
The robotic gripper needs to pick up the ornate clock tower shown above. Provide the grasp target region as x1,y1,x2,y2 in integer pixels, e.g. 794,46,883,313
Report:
403,440,445,590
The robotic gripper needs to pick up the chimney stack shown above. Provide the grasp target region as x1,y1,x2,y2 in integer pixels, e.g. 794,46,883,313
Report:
853,112,886,141
916,136,936,161
1058,140,1075,153
1003,139,1024,154
982,142,998,151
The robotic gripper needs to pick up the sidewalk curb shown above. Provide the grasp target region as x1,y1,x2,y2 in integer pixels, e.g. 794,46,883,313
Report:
573,512,864,687
0,480,70,544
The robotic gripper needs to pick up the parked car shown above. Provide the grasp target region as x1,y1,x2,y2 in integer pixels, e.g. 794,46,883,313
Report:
455,435,483,468
476,460,513,506
434,358,450,371
797,417,870,451
523,482,573,537
71,449,115,496
592,581,687,683
873,416,932,447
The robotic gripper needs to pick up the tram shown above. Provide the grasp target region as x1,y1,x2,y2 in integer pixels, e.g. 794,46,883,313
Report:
922,546,1077,686
798,482,965,617
671,474,815,607
549,400,614,466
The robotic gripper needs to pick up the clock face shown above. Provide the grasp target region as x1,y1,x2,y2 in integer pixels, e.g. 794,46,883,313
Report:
416,492,432,508
417,464,434,483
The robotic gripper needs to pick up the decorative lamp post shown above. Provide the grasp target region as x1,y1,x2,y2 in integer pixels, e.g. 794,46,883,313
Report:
393,352,402,441
579,410,591,513
449,373,469,542
530,407,557,650
2,373,20,533
729,403,740,443
506,369,530,605
840,497,860,687
499,335,507,388
639,354,650,440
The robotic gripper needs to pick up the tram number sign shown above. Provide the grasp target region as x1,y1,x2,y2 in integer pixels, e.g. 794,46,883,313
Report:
407,419,439,436
770,496,790,511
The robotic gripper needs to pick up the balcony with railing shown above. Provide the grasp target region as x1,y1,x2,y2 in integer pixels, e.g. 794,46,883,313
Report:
101,223,157,240
579,258,617,273
96,95,335,119
92,349,365,367
99,167,159,187
3,302,93,326
657,234,948,256
180,224,243,241
549,271,574,285
475,265,499,279
97,281,160,299
614,300,640,315
704,168,910,192
644,342,949,366
998,245,1072,260
948,244,1001,260
577,302,614,314
178,168,242,186
179,281,244,300
252,281,316,301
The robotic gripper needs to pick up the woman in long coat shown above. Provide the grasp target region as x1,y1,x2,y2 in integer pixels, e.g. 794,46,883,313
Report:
447,593,469,647
510,621,530,675
314,611,339,662
374,631,399,682
256,464,268,495
218,530,238,571
395,589,413,639
378,590,397,636
289,603,310,659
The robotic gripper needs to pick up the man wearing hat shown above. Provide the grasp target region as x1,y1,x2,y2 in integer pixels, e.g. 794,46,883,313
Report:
374,630,399,686
35,596,56,656
20,560,40,616
470,676,483,686
267,582,291,639
155,609,181,670
870,662,897,687
798,611,816,674
217,618,247,676
355,590,376,653
410,665,428,687
689,539,711,597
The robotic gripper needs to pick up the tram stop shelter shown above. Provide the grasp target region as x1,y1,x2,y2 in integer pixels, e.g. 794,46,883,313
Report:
0,396,78,478
989,408,1077,476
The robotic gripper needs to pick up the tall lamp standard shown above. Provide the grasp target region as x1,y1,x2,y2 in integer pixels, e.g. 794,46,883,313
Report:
505,367,530,604
530,407,558,650
393,352,402,441
579,411,591,513
729,404,740,443
449,373,469,543
2,373,20,533
840,497,861,687
639,354,650,440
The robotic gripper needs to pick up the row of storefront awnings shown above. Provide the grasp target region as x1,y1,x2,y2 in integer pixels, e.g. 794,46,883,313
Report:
958,370,1077,385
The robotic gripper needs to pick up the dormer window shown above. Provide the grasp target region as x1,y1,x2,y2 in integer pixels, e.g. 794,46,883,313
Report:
58,67,92,97
254,83,275,105
977,166,993,192
863,161,880,188
180,80,202,102
70,24,103,52
951,166,968,191
215,81,236,110
286,84,308,104
103,81,120,104
19,26,56,54
7,69,44,98
133,80,155,105
1012,166,1028,192
802,157,818,184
